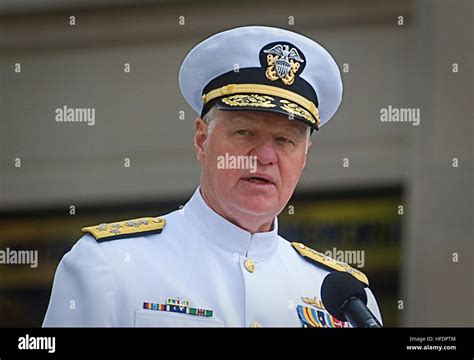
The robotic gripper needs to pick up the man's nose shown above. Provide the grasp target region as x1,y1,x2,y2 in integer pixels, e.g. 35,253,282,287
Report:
251,138,278,166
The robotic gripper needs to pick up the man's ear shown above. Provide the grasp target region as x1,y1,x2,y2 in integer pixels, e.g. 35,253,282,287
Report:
194,117,208,162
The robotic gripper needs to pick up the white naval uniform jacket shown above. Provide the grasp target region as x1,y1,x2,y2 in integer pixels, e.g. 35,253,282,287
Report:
43,188,382,327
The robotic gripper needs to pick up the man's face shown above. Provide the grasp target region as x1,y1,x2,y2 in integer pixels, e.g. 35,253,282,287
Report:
195,109,311,227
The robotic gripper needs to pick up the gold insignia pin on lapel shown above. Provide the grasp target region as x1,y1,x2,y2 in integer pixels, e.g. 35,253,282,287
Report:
301,296,326,310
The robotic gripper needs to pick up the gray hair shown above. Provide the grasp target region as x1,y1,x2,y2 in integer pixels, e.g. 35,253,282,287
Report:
202,106,219,135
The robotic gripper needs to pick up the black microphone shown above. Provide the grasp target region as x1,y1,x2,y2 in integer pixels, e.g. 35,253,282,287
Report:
321,272,382,328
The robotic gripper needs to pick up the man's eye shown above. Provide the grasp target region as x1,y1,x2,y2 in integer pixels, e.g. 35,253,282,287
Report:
235,129,252,136
275,136,295,145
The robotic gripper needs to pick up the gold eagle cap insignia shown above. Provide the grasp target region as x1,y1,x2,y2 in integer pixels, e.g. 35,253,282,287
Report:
263,44,305,85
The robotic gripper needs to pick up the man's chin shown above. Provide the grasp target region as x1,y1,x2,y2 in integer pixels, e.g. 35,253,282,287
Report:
232,194,280,217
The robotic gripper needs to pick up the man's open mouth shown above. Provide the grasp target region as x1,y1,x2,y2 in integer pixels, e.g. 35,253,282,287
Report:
242,175,275,185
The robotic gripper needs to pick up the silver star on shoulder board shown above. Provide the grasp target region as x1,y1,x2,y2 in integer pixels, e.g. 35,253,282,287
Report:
96,223,108,231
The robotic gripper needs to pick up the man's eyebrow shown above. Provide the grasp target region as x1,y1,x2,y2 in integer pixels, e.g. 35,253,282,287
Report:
277,124,308,137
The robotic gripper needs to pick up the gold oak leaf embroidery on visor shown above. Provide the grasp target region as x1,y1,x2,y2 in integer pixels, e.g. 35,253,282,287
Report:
221,94,277,108
279,99,317,124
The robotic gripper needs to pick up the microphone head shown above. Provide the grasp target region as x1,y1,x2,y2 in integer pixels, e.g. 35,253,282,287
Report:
321,271,368,322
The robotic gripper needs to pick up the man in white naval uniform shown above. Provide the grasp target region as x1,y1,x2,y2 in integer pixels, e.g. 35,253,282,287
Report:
43,26,383,327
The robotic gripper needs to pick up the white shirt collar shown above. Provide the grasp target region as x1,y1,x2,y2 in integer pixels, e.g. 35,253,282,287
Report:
183,187,279,261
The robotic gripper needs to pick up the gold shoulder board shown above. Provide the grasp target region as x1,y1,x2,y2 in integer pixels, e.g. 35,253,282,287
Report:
82,217,166,242
291,242,369,286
